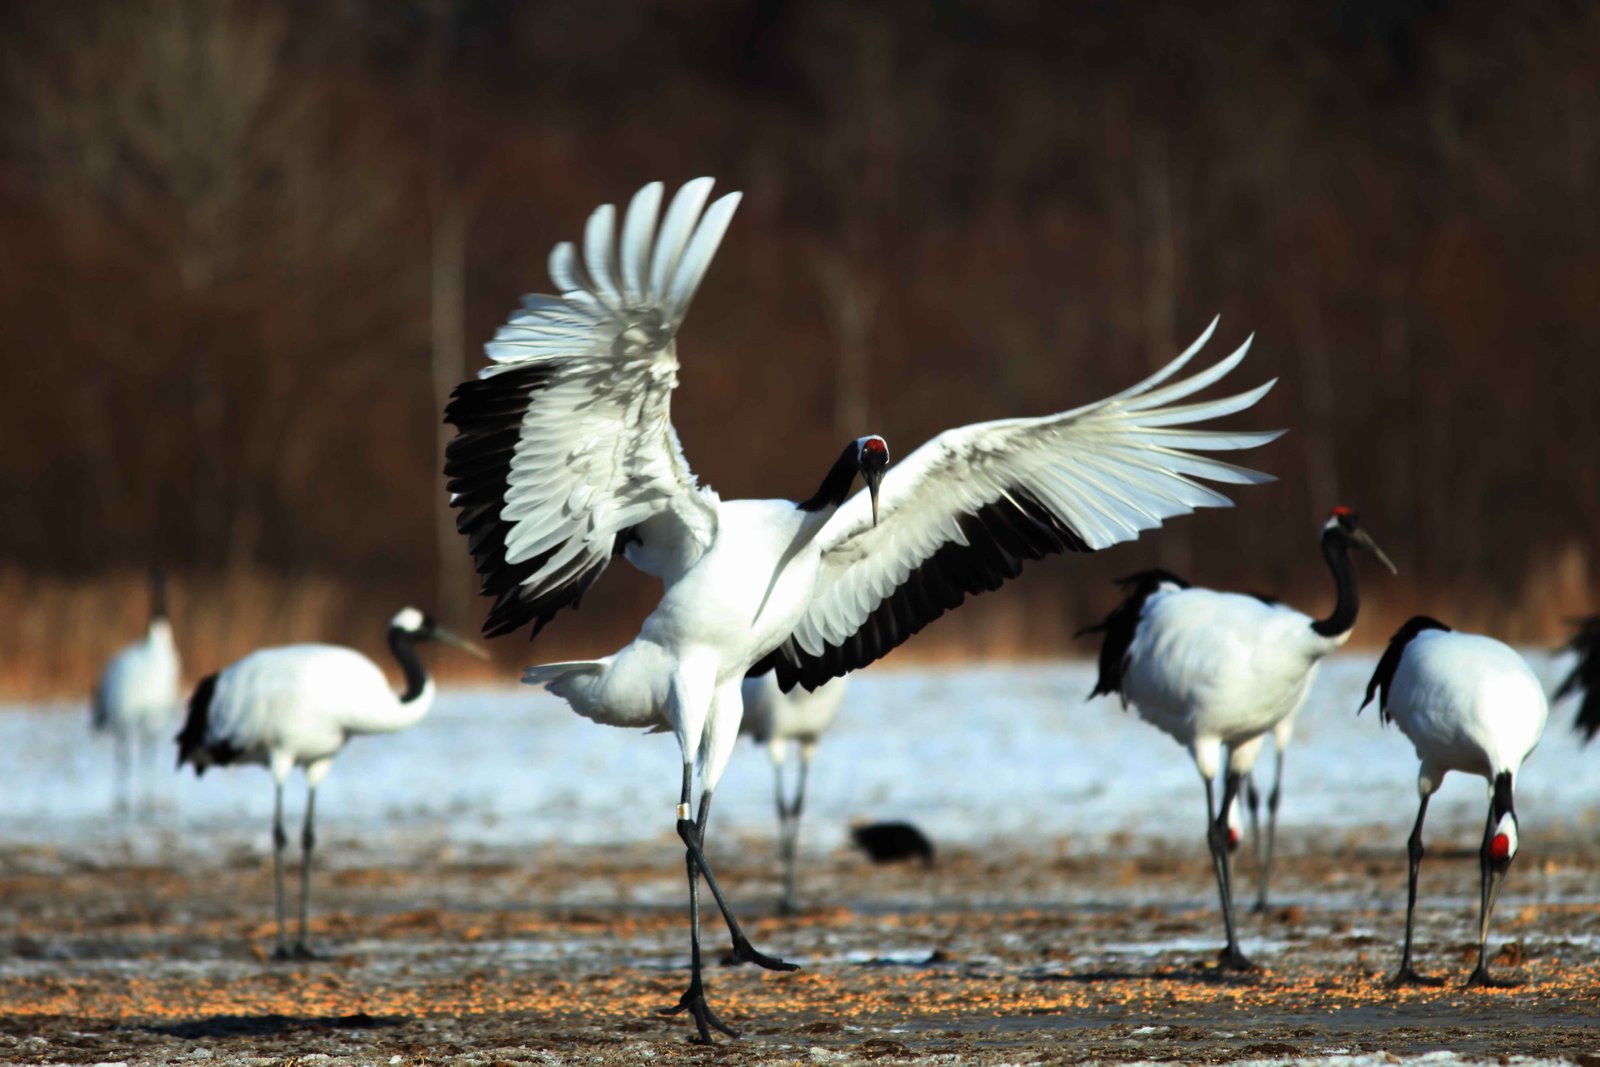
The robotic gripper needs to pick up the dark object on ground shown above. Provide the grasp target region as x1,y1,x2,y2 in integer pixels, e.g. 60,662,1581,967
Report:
852,822,934,866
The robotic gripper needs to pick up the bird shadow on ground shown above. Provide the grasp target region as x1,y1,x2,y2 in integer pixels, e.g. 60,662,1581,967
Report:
146,1012,405,1040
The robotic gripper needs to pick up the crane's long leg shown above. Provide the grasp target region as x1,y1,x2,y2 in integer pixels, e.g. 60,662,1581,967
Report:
778,748,813,915
677,791,796,972
1253,746,1285,914
293,786,318,960
271,783,291,960
1206,773,1254,971
1390,794,1442,987
662,763,738,1042
113,732,132,817
1466,802,1519,989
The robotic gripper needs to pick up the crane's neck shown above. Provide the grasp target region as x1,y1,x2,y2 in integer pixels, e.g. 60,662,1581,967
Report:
797,444,860,515
344,627,437,736
1310,530,1360,640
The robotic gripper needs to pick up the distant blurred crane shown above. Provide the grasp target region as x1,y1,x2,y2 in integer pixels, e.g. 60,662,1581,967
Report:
740,672,848,914
1555,616,1599,741
92,566,180,814
1080,508,1394,969
176,607,484,960
1361,617,1546,988
443,177,1280,1040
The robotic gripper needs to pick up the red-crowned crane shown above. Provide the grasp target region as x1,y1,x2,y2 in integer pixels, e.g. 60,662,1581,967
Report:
176,607,484,960
92,566,181,814
1361,616,1547,988
442,178,1281,1040
1080,508,1394,969
739,671,848,914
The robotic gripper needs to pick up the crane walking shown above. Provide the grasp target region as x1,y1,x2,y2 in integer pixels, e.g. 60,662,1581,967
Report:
1361,616,1546,988
176,608,484,960
1081,508,1394,969
92,566,181,814
443,178,1281,1039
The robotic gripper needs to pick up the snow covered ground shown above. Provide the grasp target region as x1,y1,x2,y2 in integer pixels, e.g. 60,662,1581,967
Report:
0,651,1590,859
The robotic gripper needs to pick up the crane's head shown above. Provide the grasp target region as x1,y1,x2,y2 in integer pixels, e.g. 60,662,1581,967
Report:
390,607,490,659
1480,771,1519,946
855,435,890,526
1323,507,1398,574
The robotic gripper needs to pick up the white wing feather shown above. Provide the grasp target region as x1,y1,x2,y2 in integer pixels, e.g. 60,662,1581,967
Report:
783,322,1279,670
446,180,737,636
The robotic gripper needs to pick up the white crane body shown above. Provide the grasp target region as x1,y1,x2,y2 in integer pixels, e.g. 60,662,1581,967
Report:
1384,631,1546,793
1123,589,1330,779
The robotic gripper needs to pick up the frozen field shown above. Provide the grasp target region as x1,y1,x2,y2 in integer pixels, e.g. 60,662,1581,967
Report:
2,653,1599,1066
0,651,1591,859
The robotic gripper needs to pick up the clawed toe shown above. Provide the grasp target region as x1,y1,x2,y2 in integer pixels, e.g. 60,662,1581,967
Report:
732,934,800,972
662,982,739,1042
1216,947,1257,972
1465,965,1523,989
1388,965,1446,988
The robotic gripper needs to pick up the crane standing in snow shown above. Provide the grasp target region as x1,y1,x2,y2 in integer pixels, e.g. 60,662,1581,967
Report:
176,607,484,960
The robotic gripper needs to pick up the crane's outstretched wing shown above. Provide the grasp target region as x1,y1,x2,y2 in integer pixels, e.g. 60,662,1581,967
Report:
444,180,734,638
751,320,1283,689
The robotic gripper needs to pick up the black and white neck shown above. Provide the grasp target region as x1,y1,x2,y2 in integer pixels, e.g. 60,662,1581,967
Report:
799,441,867,514
388,614,433,704
1311,519,1361,640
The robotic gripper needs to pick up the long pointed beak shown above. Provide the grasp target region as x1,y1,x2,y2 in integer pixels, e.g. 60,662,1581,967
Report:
1355,530,1398,575
865,468,883,527
435,626,491,660
1480,862,1508,946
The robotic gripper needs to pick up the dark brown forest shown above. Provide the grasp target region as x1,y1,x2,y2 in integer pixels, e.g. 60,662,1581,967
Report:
1,0,1595,696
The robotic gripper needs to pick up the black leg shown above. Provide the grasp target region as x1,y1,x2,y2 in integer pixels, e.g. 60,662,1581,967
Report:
1389,794,1444,987
779,751,812,915
661,764,739,1042
293,786,320,960
1206,773,1255,971
1466,802,1519,989
679,791,797,972
1253,747,1284,914
270,783,292,961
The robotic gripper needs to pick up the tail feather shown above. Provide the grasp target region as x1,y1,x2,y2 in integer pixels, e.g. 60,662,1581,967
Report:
1558,616,1600,743
521,659,608,688
1078,569,1189,700
175,672,219,776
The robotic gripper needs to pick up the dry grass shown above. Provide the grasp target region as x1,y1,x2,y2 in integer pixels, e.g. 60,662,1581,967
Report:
3,556,1593,703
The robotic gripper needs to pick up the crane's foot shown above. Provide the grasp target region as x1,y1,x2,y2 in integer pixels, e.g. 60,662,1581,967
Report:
291,941,324,961
1388,964,1446,988
1216,945,1257,972
731,933,799,973
778,895,801,917
1465,964,1523,989
661,977,739,1042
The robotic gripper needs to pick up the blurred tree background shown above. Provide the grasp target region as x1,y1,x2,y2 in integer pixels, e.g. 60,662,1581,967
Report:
0,0,1595,695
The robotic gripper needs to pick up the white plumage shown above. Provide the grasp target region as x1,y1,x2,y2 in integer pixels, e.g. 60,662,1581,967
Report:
176,607,484,959
1361,617,1546,988
444,178,1281,1040
92,569,181,814
740,672,849,914
1082,508,1394,969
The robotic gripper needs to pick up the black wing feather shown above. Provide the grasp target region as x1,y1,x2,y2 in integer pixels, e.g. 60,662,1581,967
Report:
1557,615,1600,743
752,487,1093,691
1076,569,1191,701
443,365,618,639
1360,615,1452,723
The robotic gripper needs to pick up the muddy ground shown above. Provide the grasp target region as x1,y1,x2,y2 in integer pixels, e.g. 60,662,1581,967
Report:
2,824,1599,1065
